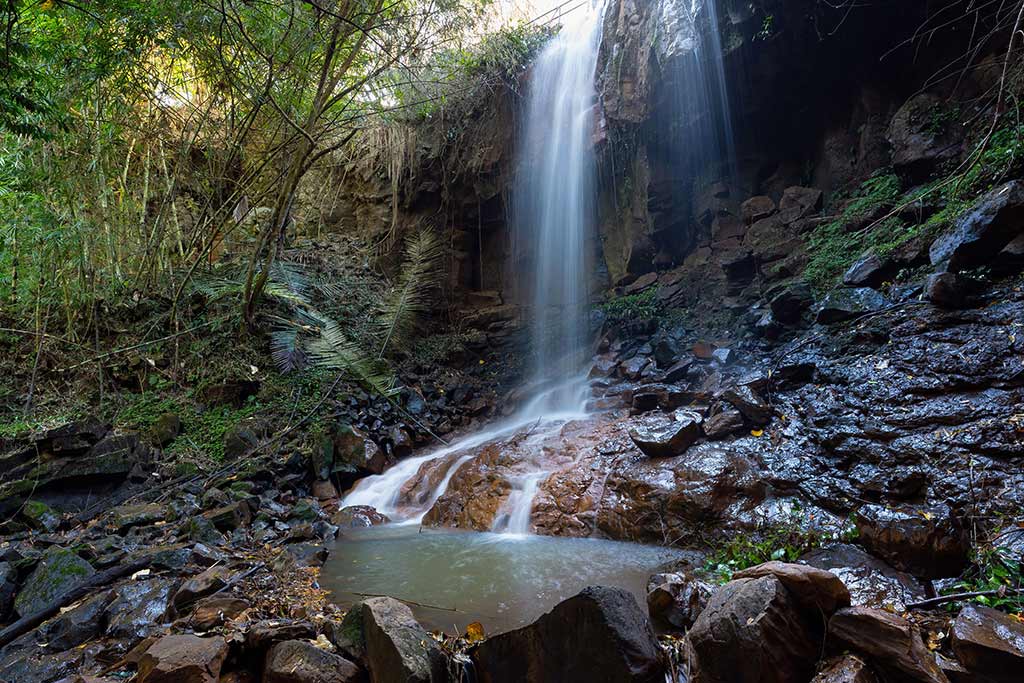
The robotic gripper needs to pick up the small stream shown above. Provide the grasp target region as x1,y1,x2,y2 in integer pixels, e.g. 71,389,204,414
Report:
322,525,684,634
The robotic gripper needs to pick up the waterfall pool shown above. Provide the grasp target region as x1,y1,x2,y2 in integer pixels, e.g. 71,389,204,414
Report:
321,525,684,634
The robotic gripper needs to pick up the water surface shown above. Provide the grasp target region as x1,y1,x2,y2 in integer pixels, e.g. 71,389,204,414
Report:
323,525,682,634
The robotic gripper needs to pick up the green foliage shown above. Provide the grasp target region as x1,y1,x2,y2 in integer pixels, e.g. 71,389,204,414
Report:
409,330,485,366
947,543,1024,615
601,288,662,325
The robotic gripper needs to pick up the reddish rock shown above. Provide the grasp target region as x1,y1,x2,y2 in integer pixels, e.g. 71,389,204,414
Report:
190,596,249,630
812,655,878,683
741,196,777,224
950,604,1024,681
828,606,948,683
733,561,851,618
645,572,713,630
263,639,363,683
778,186,824,223
855,504,968,578
137,634,228,683
171,566,232,615
629,412,702,457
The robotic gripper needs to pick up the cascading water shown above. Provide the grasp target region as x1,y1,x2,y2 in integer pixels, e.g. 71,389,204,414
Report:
341,2,608,534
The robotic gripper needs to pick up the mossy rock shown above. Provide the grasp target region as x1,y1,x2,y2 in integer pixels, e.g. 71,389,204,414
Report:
14,547,95,617
21,500,61,532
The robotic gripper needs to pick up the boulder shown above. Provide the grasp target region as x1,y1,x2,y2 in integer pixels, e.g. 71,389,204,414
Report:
148,413,182,446
778,186,824,223
334,425,388,476
888,94,962,182
719,385,771,425
843,252,892,288
816,288,890,324
263,639,363,683
950,605,1024,681
645,572,713,630
190,595,250,630
472,586,663,683
137,634,228,683
769,282,813,325
40,590,111,650
856,504,968,578
812,655,878,683
629,413,702,457
801,544,925,611
170,566,232,615
106,578,176,642
925,271,970,309
109,503,168,533
688,575,819,683
21,500,61,532
202,501,252,532
624,272,659,295
245,621,317,652
0,562,15,621
702,408,745,440
332,506,390,529
732,561,851,618
930,181,1024,270
741,196,777,224
828,607,948,683
352,597,444,683
14,547,95,617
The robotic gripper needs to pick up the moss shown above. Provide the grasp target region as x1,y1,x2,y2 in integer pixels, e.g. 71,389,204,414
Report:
601,288,662,325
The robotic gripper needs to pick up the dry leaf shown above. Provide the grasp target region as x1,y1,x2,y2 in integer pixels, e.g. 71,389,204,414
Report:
464,621,486,643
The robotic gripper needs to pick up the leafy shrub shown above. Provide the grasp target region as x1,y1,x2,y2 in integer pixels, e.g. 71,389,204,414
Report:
601,288,661,325
947,543,1024,614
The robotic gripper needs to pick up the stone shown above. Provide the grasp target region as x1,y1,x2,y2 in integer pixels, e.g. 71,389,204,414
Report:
0,562,15,621
812,655,878,683
21,500,61,532
171,566,232,615
137,634,228,683
190,595,250,630
33,418,110,455
41,590,111,650
149,413,182,446
950,605,1024,681
930,181,1024,270
106,578,176,642
732,561,851,618
110,503,168,533
620,355,650,380
843,252,892,288
702,408,745,439
201,488,230,509
720,384,771,425
645,572,713,630
245,621,316,652
263,639,363,683
888,94,962,182
816,288,890,324
624,271,659,295
769,283,813,325
778,186,824,223
472,586,663,683
334,425,388,475
589,355,619,378
661,359,692,383
828,607,948,683
14,547,95,617
389,426,414,459
856,504,968,578
688,575,819,683
925,271,969,309
202,501,252,532
801,544,925,611
311,479,338,500
741,196,777,224
199,380,259,408
652,337,680,368
354,597,445,683
629,413,702,457
223,422,261,460
332,506,390,529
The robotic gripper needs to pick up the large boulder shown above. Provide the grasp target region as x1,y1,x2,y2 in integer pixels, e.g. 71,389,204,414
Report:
930,181,1024,271
346,596,444,683
801,544,925,611
855,504,968,578
828,607,948,683
816,288,890,324
264,639,363,683
137,634,228,683
13,547,95,617
950,604,1024,682
472,586,663,683
629,413,702,457
106,578,176,643
888,94,962,182
645,572,714,630
732,561,851,618
170,566,232,616
687,575,819,683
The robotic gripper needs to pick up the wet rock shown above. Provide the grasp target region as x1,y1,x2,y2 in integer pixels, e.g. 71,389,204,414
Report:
354,596,445,683
334,425,388,475
202,501,252,532
312,479,338,500
801,544,925,611
137,634,228,683
856,504,968,578
472,586,663,683
0,562,15,621
106,578,176,642
702,408,745,439
41,590,111,650
245,620,316,652
888,94,962,182
778,186,824,223
816,288,890,324
14,547,95,617
201,488,230,510
629,413,702,457
843,252,892,288
661,359,692,383
620,355,650,380
769,283,813,325
950,605,1024,681
182,516,224,544
828,607,948,683
652,337,680,368
283,543,329,568
33,418,110,455
289,498,323,523
688,575,819,683
741,196,777,224
925,272,969,309
110,503,168,533
589,355,619,378
171,566,231,615
732,561,851,618
264,640,363,683
624,272,659,295
389,426,414,459
148,413,182,446
930,181,1024,270
332,506,390,529
720,385,771,426
812,655,878,683
190,596,250,630
21,500,61,532
645,572,713,630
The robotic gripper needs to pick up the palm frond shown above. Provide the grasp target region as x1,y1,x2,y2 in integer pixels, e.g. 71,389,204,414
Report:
377,229,445,358
270,327,307,373
308,317,397,397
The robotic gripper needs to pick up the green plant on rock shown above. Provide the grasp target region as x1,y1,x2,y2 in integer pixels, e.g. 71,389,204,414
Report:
947,543,1024,615
601,288,662,325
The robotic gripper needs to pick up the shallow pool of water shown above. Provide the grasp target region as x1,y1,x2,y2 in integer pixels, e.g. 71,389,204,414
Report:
322,525,683,634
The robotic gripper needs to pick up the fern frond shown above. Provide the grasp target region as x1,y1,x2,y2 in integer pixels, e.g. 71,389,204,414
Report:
270,327,306,373
377,229,445,358
308,317,398,397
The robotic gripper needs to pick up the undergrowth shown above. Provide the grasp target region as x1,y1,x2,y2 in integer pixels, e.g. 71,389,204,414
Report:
946,541,1024,615
601,288,662,325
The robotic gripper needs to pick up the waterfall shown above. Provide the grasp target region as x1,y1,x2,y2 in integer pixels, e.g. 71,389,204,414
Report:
511,0,607,419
